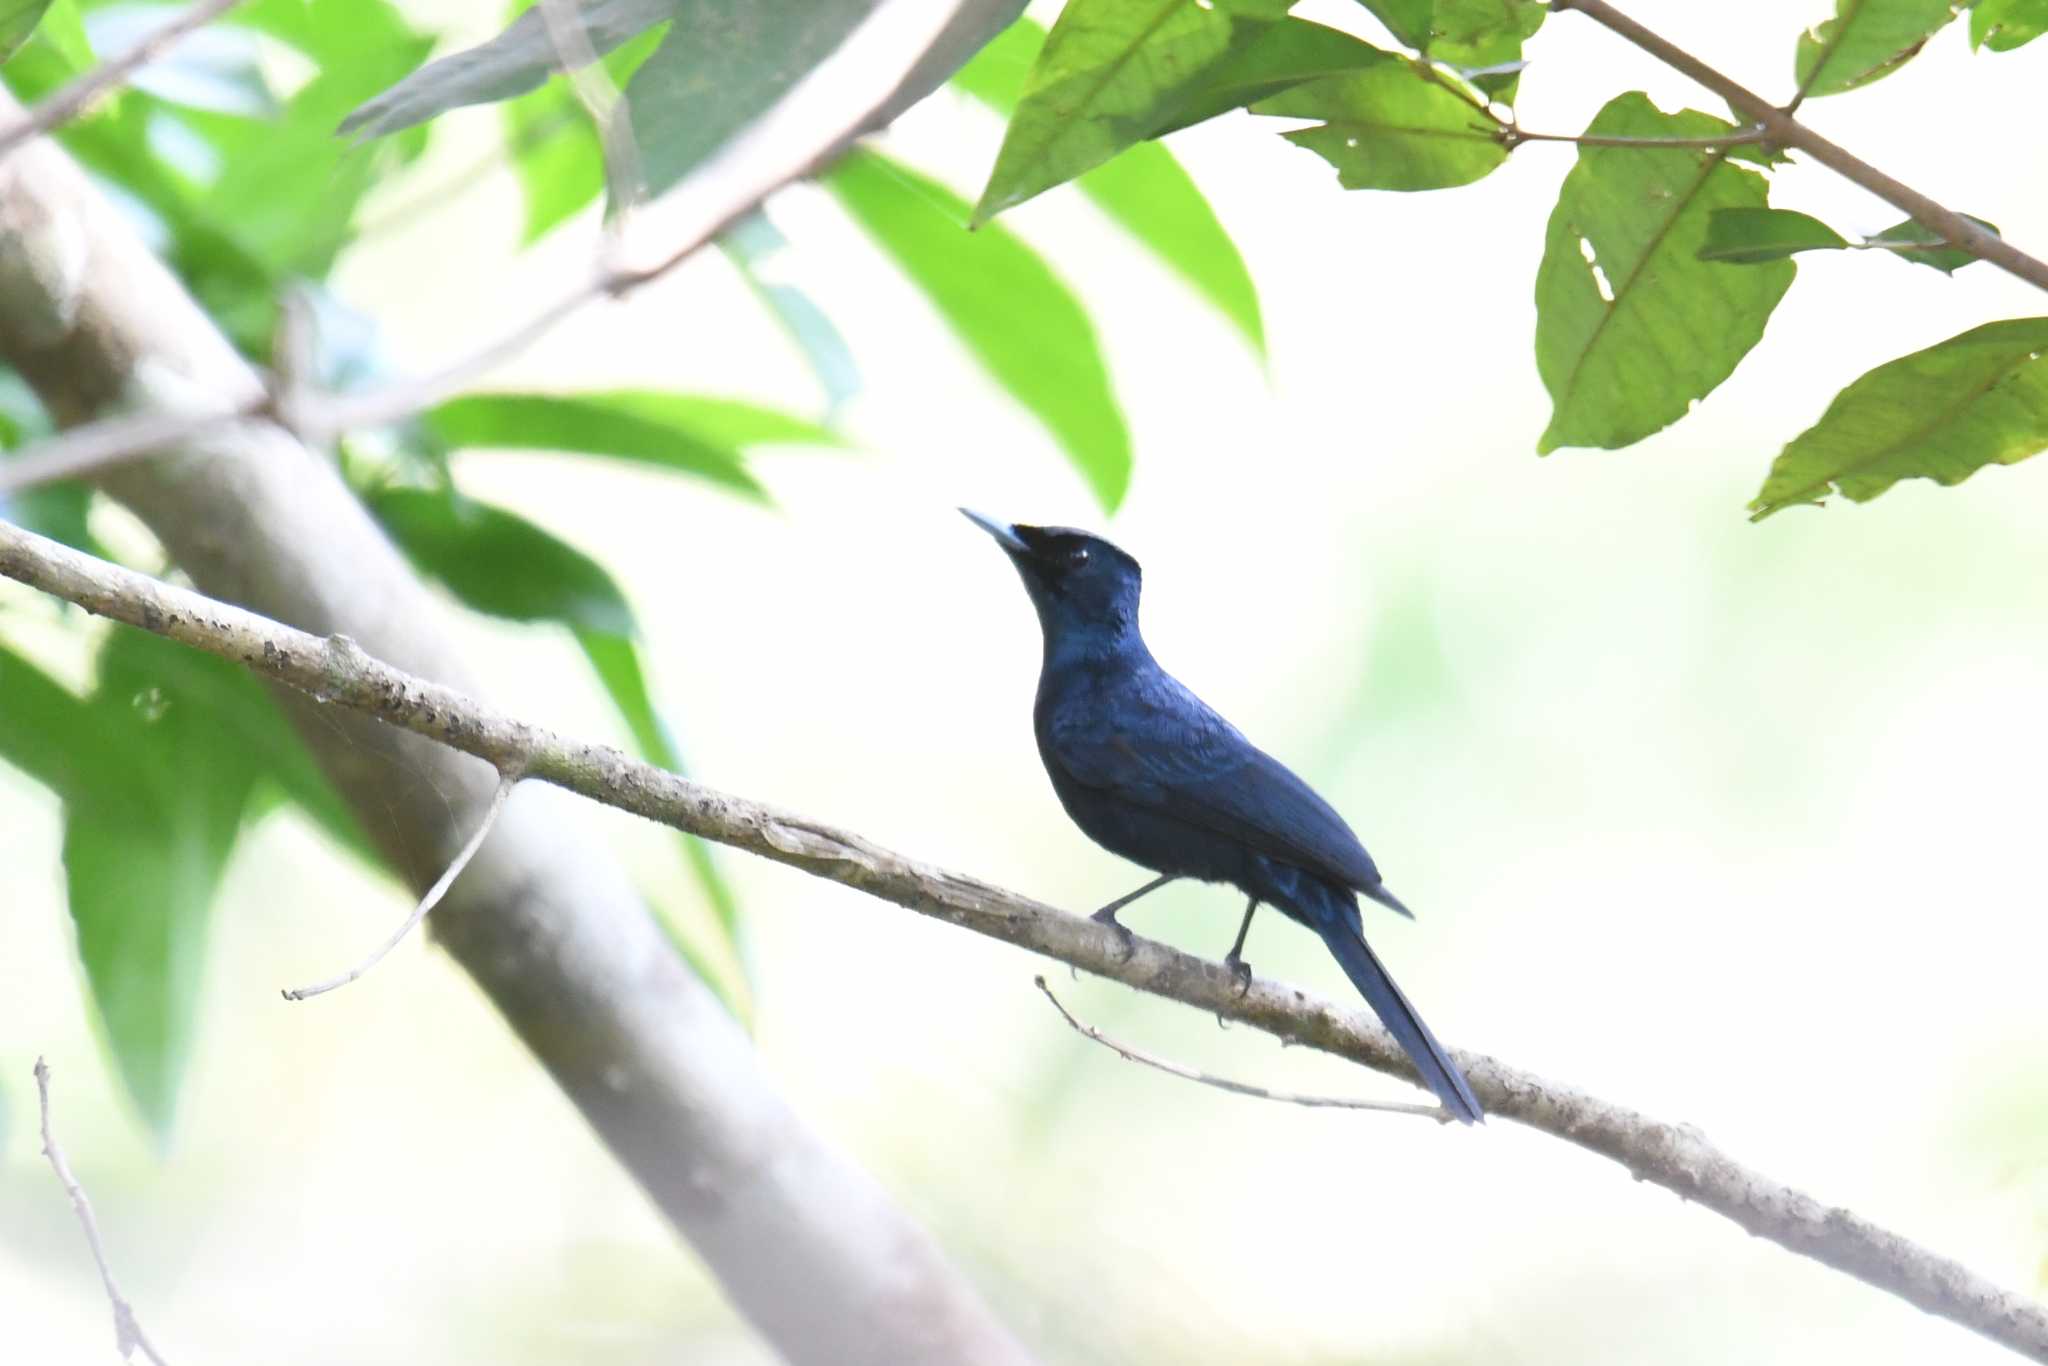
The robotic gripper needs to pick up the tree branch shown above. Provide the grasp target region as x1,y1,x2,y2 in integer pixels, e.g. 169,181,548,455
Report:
4,516,2044,1365
1547,0,2048,293
0,0,248,164
34,1058,172,1366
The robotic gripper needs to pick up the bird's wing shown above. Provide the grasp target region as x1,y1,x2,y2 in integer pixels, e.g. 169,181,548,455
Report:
1046,675,1384,891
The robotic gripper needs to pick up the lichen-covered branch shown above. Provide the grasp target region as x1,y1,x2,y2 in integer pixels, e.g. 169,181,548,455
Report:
4,515,2043,1364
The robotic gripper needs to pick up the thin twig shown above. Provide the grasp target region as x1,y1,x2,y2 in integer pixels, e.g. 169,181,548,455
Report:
34,1058,172,1366
1500,124,1769,150
281,770,519,1000
2,520,2044,1363
0,0,249,164
1547,0,2048,294
1033,976,1447,1119
0,400,266,497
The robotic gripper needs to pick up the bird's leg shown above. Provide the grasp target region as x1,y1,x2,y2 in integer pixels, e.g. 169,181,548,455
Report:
1221,898,1258,993
1089,874,1176,930
1088,874,1174,962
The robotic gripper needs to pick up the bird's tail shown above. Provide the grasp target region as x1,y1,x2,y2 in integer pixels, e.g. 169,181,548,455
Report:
1316,905,1483,1124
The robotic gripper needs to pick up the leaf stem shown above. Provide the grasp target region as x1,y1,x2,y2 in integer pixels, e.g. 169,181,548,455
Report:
1546,0,2048,294
1501,124,1769,150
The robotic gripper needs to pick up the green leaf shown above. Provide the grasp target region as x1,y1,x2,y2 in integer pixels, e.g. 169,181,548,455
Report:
0,0,55,63
368,486,637,636
1698,206,1849,263
955,15,1270,354
0,640,127,799
9,0,86,79
505,81,603,243
720,210,862,412
1866,214,2000,273
1154,17,1392,134
84,8,274,116
623,0,868,199
425,391,842,498
1793,0,1958,97
1253,58,1506,191
574,628,751,1017
339,0,671,139
828,149,1133,510
1534,93,1795,454
1353,0,1433,49
1972,0,2048,49
66,631,270,1136
181,0,435,277
1424,0,1543,97
971,0,1286,222
1749,317,2048,518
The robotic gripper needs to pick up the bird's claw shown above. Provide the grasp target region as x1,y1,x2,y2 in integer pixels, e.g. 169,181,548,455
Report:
1090,907,1137,961
1222,952,1253,996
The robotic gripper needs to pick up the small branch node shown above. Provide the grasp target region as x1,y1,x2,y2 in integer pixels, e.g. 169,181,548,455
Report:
1032,976,1448,1121
281,773,518,1001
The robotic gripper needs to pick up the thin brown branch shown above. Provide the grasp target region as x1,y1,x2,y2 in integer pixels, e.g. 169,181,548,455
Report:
2,519,2044,1364
1547,0,2048,293
1033,976,1447,1119
0,0,249,164
34,1058,172,1366
281,771,519,1001
1501,124,1769,150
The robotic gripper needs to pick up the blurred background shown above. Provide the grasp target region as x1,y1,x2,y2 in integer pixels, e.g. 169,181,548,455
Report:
4,0,2047,1360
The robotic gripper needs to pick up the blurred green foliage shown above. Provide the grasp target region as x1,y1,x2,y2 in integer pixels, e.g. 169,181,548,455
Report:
0,0,1259,1133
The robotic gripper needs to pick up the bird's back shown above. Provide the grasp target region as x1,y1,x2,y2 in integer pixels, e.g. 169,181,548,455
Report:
1034,648,1386,896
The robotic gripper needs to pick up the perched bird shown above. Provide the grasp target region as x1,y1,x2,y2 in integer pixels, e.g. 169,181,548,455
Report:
962,510,1482,1123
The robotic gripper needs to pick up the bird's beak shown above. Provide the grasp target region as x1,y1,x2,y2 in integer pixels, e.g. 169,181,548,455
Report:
958,507,1029,555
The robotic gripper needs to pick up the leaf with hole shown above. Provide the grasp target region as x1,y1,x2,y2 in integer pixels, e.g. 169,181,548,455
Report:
1253,56,1506,191
1698,207,1848,263
1866,215,2001,274
1749,318,2048,518
1793,0,1958,97
1534,93,1794,454
1971,0,2048,50
830,150,1132,510
1424,0,1542,97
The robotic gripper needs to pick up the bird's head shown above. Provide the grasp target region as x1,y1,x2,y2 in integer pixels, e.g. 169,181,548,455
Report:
960,509,1143,646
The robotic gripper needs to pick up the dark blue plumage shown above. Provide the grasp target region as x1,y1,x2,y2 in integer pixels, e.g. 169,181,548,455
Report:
964,510,1482,1123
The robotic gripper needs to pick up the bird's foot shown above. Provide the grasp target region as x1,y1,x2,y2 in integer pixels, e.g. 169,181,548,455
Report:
1090,906,1137,961
1221,951,1253,996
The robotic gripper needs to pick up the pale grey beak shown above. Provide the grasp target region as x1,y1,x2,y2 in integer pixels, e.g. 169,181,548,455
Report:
959,507,1028,554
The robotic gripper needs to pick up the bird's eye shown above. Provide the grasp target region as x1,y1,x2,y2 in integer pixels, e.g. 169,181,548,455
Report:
1068,545,1091,567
